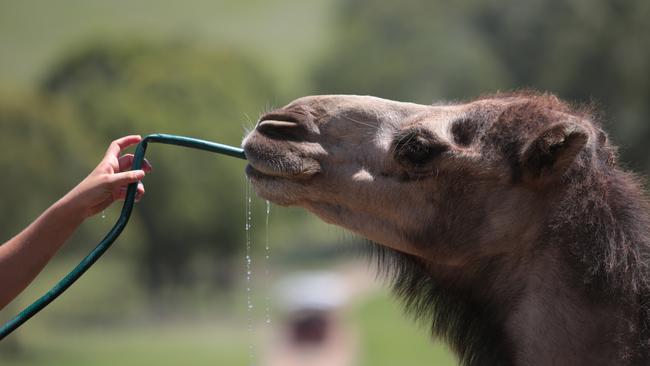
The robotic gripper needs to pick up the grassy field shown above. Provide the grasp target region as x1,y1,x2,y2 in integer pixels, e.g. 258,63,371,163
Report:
0,258,457,365
0,263,457,366
0,295,457,366
0,324,250,366
354,294,458,366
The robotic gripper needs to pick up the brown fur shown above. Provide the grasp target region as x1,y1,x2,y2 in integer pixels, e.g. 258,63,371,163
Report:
243,92,650,365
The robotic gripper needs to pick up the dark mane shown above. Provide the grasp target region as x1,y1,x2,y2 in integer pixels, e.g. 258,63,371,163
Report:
364,93,650,365
365,242,515,365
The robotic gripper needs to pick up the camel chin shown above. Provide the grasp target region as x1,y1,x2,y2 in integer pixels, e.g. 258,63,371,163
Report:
244,164,299,206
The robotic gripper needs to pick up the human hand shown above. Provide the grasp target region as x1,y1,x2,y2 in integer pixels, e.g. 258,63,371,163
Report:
61,135,153,220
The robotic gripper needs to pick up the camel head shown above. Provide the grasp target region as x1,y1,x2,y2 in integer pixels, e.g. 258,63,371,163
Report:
242,94,599,267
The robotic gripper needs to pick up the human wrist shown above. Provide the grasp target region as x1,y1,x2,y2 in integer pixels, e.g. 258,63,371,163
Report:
52,192,88,226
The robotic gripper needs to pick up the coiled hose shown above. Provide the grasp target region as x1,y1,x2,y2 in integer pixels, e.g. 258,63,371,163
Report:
0,134,246,340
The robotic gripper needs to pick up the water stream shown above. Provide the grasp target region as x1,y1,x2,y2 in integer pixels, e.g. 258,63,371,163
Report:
245,178,254,363
244,181,273,364
264,200,271,325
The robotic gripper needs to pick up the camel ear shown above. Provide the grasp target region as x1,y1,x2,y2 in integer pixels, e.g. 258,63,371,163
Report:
521,122,588,183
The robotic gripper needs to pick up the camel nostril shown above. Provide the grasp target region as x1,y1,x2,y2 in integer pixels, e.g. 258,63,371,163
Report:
257,120,304,140
259,111,303,125
258,120,298,129
256,111,307,140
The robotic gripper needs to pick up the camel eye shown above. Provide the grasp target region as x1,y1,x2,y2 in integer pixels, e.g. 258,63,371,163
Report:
393,130,448,166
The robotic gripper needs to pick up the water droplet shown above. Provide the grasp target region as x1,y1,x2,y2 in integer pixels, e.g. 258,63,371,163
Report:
101,210,106,219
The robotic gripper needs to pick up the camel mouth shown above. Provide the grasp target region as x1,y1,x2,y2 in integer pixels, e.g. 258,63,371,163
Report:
245,162,284,180
242,133,321,181
243,134,320,206
243,145,314,179
244,162,303,206
244,155,320,181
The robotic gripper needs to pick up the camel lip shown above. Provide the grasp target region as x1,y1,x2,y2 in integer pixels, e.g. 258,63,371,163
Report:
245,162,318,182
242,136,294,179
245,163,284,180
245,160,309,181
242,132,321,179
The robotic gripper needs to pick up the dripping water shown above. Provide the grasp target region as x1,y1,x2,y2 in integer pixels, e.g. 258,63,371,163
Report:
245,178,254,362
101,210,106,219
264,200,271,325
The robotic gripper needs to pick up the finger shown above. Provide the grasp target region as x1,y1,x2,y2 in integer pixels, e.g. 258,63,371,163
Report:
118,154,135,172
116,183,145,201
135,182,145,202
118,155,152,173
141,158,153,173
104,135,142,160
108,170,145,187
117,182,144,193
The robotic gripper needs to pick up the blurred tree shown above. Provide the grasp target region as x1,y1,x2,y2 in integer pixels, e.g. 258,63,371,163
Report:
472,0,650,172
0,96,93,239
312,1,508,103
314,0,650,172
38,41,278,306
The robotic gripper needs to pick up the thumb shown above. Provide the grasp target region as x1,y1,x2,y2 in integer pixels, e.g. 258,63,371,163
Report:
108,170,145,187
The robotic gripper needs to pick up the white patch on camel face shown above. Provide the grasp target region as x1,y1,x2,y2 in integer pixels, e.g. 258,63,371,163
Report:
352,168,374,182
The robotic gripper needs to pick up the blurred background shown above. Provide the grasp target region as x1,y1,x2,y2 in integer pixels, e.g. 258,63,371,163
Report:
0,0,648,365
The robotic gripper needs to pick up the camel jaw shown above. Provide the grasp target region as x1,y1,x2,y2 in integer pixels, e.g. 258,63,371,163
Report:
243,163,310,206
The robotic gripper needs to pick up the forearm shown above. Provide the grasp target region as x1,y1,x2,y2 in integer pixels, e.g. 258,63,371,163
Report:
0,135,148,311
0,196,84,310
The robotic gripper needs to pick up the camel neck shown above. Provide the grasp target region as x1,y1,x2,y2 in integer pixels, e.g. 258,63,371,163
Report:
505,247,626,366
501,169,650,365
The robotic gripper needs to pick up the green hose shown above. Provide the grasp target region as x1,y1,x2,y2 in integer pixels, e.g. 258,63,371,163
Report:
0,133,246,340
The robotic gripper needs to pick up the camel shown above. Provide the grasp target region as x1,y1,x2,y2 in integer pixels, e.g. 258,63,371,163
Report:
242,92,650,366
